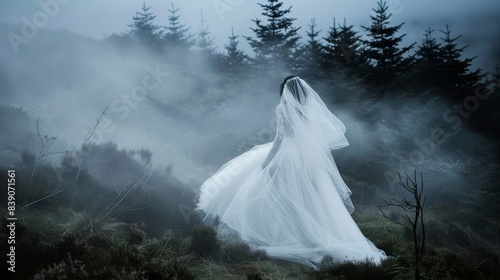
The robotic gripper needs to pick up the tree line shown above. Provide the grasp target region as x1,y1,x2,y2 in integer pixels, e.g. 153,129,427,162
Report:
107,0,498,103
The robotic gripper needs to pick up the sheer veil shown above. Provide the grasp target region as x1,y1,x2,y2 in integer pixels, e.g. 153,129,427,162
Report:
280,77,354,212
195,76,386,267
280,77,349,150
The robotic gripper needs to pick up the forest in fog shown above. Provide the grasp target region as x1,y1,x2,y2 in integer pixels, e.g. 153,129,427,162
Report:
0,0,499,279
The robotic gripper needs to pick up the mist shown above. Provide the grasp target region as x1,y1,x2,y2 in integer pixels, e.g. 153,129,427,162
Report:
0,0,499,278
0,0,498,235
0,26,275,183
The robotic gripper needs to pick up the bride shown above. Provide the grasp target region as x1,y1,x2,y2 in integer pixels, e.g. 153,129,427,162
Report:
195,76,386,269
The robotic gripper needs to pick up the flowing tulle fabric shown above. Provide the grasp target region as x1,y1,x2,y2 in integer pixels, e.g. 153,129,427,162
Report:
195,77,386,268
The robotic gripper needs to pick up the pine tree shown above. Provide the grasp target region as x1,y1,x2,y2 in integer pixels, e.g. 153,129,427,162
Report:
439,24,483,91
417,28,442,66
339,19,363,68
322,18,362,71
306,19,323,60
361,0,415,85
322,18,342,70
413,27,445,89
223,27,248,73
246,0,301,73
128,3,162,47
163,3,193,50
293,19,322,76
196,10,217,56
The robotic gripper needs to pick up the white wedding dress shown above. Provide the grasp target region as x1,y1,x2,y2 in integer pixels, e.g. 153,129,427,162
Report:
195,77,386,268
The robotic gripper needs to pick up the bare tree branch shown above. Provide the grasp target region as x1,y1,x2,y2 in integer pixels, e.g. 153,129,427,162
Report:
379,169,426,280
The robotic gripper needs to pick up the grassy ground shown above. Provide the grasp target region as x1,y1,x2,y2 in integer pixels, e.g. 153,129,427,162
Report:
0,137,498,279
2,204,499,279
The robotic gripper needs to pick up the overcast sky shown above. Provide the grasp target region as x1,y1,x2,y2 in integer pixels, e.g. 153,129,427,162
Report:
1,0,499,71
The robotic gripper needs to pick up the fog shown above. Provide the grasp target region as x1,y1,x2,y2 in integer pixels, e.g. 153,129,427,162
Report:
0,29,272,184
0,0,498,220
1,2,500,278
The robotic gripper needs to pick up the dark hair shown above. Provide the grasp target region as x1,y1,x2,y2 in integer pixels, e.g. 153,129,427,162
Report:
280,75,298,96
281,75,307,106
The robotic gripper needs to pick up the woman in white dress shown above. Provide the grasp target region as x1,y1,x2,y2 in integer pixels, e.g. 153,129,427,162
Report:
195,76,386,269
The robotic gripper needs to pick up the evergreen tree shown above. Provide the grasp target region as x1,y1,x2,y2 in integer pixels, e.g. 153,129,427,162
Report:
416,28,443,67
301,19,323,74
128,3,162,47
472,63,500,139
439,24,484,91
223,27,248,73
413,27,445,89
163,3,194,50
339,19,364,68
196,10,217,56
322,18,342,70
322,18,362,72
306,19,323,59
246,0,301,73
361,0,415,86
